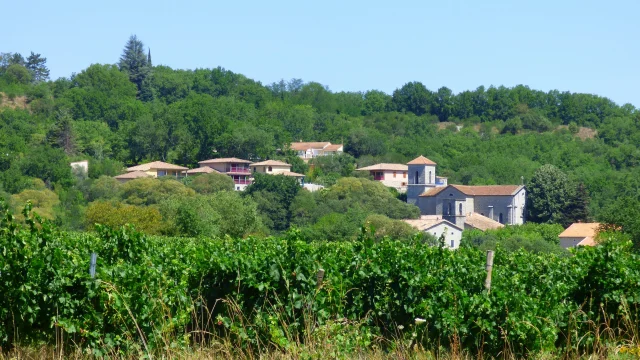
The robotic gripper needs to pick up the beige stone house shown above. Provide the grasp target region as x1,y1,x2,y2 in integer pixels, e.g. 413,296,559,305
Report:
558,223,601,248
198,158,253,191
250,160,305,183
115,161,188,182
356,163,408,192
290,142,343,161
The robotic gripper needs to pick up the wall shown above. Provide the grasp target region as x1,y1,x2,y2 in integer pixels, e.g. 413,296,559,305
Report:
424,222,462,249
560,237,586,249
252,165,291,174
377,170,408,191
472,188,525,225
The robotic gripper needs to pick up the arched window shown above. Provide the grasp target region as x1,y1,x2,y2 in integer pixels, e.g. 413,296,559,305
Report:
448,203,452,215
429,171,432,183
268,166,273,172
414,171,419,184
459,203,463,215
499,213,504,224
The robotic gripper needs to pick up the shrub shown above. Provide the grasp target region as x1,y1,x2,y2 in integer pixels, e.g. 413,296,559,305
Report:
85,201,164,234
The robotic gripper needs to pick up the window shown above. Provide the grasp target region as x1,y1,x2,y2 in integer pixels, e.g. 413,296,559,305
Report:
447,203,452,215
414,171,419,184
403,172,407,178
450,240,454,248
393,171,397,178
268,166,273,172
429,171,432,183
157,170,166,176
499,213,504,224
458,203,463,215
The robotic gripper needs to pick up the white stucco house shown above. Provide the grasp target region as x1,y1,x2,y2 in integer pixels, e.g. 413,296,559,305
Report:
403,217,463,249
356,163,408,192
558,223,600,248
290,142,343,161
405,155,525,227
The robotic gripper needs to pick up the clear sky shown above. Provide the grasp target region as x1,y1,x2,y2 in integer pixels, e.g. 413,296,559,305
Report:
4,0,639,106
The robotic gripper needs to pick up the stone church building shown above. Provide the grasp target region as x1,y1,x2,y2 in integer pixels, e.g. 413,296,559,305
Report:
406,156,526,227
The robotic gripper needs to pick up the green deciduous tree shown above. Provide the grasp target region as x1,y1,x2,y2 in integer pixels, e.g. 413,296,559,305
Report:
526,164,573,225
187,172,235,194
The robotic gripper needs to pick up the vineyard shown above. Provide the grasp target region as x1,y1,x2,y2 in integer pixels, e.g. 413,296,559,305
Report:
1,205,640,358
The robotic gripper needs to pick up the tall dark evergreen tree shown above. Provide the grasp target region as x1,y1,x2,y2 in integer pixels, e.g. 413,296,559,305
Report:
48,109,75,155
147,48,152,67
25,52,50,83
118,35,151,99
563,182,590,226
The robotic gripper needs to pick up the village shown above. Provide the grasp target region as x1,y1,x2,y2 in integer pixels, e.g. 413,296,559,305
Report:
84,141,599,252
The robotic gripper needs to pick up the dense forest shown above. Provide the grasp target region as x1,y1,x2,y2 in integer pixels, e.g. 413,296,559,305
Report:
1,36,639,244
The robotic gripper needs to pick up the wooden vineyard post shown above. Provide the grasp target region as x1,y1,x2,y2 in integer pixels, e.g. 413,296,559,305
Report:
316,268,325,291
484,250,494,293
89,252,97,278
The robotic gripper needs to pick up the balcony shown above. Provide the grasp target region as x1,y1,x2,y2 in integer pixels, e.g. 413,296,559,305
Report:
373,175,384,181
226,166,251,174
233,179,252,185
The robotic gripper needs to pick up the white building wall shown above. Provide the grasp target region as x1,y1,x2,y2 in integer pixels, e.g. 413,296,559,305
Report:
425,223,462,249
560,237,586,249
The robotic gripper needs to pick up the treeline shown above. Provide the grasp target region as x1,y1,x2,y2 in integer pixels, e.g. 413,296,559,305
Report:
1,36,640,242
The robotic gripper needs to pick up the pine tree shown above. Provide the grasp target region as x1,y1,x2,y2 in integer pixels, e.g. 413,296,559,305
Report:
118,35,151,98
563,182,590,226
49,109,75,155
147,48,152,67
26,52,50,83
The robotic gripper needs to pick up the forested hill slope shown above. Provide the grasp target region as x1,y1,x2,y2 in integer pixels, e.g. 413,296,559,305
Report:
0,39,639,240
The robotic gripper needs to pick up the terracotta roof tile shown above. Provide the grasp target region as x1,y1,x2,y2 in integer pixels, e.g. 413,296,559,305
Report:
184,166,219,174
559,223,601,238
251,160,291,167
324,144,343,151
407,155,437,165
451,185,524,196
127,161,188,171
418,187,448,197
114,171,152,179
464,213,504,231
357,163,408,171
289,142,331,151
198,157,252,164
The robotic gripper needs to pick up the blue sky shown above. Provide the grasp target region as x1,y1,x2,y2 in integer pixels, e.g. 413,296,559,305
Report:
5,0,639,106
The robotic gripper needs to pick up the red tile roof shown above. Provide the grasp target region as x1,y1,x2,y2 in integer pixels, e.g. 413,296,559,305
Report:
184,166,219,174
251,160,291,167
407,155,437,165
198,157,252,164
114,171,152,180
357,163,408,171
127,161,188,171
420,185,524,197
559,223,601,238
290,142,331,151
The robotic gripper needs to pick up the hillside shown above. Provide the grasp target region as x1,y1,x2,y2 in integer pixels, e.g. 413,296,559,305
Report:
1,43,639,243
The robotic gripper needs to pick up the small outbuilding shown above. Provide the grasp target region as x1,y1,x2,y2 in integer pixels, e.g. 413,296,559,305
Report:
403,217,463,249
558,223,601,248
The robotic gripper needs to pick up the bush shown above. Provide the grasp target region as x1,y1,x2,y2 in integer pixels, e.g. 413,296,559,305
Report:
85,201,164,234
119,177,195,206
187,172,234,194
